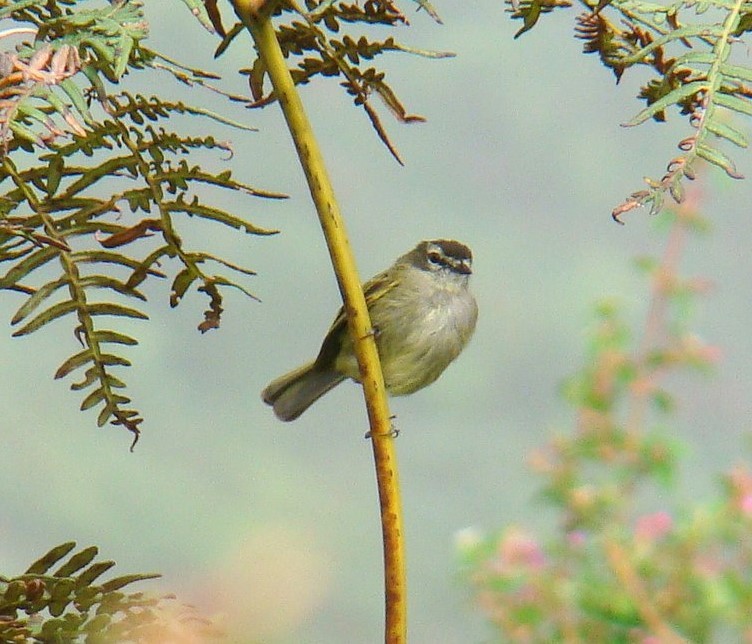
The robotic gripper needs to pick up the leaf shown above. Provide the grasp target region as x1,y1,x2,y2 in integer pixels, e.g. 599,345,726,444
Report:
80,388,106,411
671,50,717,71
59,78,94,126
72,250,159,272
11,277,68,325
215,22,244,58
97,404,115,427
93,330,139,346
74,561,116,589
167,199,276,234
714,91,752,118
46,156,65,197
696,142,744,178
623,80,707,126
362,100,404,165
100,573,161,593
113,31,134,80
0,0,40,19
198,251,257,276
8,120,44,146
26,542,77,575
170,267,196,307
124,246,169,289
413,0,444,24
86,302,149,320
106,374,127,389
705,118,748,148
11,300,78,337
98,354,133,368
70,366,98,390
56,350,95,380
54,546,98,577
79,275,147,301
719,62,752,83
181,0,221,33
514,0,543,38
99,219,162,248
0,247,59,289
211,274,260,302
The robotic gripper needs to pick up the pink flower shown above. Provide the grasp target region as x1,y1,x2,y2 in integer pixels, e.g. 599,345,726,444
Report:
634,511,673,543
567,530,588,548
492,527,546,573
740,494,752,516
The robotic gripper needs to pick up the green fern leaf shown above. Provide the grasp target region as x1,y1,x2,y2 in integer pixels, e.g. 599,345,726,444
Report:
71,250,157,272
55,350,95,380
11,300,78,337
695,142,744,177
211,274,261,302
59,77,95,126
167,198,277,234
705,118,748,147
80,388,107,411
624,80,707,126
10,277,68,324
170,267,196,307
714,91,752,117
99,573,161,593
2,1,287,442
70,366,98,390
93,330,139,346
719,62,752,83
26,542,77,575
78,275,146,301
98,354,133,368
46,156,65,197
54,547,98,577
97,403,118,427
74,561,116,588
0,247,59,289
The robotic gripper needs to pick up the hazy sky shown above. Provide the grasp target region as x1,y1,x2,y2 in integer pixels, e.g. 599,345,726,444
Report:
3,2,752,642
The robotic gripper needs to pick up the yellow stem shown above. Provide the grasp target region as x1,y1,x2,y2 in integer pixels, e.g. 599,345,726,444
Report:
233,4,407,642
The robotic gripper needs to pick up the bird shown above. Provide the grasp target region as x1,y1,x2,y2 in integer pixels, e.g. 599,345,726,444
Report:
262,239,478,421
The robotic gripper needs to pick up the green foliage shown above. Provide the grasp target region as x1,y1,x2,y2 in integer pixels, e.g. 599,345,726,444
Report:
0,1,284,445
0,542,221,642
460,195,752,641
202,0,453,163
510,0,752,219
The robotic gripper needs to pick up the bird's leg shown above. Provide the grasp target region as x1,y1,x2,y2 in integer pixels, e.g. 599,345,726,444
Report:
364,415,399,439
361,324,381,340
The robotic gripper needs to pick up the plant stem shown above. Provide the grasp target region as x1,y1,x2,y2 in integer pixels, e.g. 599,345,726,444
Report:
604,538,688,643
233,4,407,642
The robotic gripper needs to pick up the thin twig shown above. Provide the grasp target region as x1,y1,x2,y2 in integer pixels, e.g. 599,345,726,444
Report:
625,190,698,434
604,538,689,643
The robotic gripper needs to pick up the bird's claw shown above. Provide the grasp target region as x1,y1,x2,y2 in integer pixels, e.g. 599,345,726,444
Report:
364,416,399,439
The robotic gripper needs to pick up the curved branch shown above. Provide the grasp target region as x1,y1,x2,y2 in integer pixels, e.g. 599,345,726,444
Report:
233,3,407,642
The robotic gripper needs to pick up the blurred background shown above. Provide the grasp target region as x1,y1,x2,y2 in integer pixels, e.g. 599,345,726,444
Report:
2,1,752,642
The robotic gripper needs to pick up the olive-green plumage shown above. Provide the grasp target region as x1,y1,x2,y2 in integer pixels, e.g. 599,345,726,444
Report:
262,239,478,421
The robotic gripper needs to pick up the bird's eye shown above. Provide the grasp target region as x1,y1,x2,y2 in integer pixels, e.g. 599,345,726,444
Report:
427,251,443,264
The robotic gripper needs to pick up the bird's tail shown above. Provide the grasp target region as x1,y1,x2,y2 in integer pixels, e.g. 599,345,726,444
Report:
262,361,345,422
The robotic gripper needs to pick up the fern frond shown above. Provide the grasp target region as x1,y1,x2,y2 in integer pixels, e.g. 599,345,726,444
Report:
0,542,220,641
508,0,574,38
567,0,752,218
1,4,283,442
610,0,751,217
504,0,752,217
221,0,453,161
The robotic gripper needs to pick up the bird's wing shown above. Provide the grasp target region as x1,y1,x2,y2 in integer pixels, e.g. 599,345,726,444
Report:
314,269,400,368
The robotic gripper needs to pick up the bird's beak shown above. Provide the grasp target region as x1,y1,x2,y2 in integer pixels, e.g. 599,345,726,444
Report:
456,260,472,275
